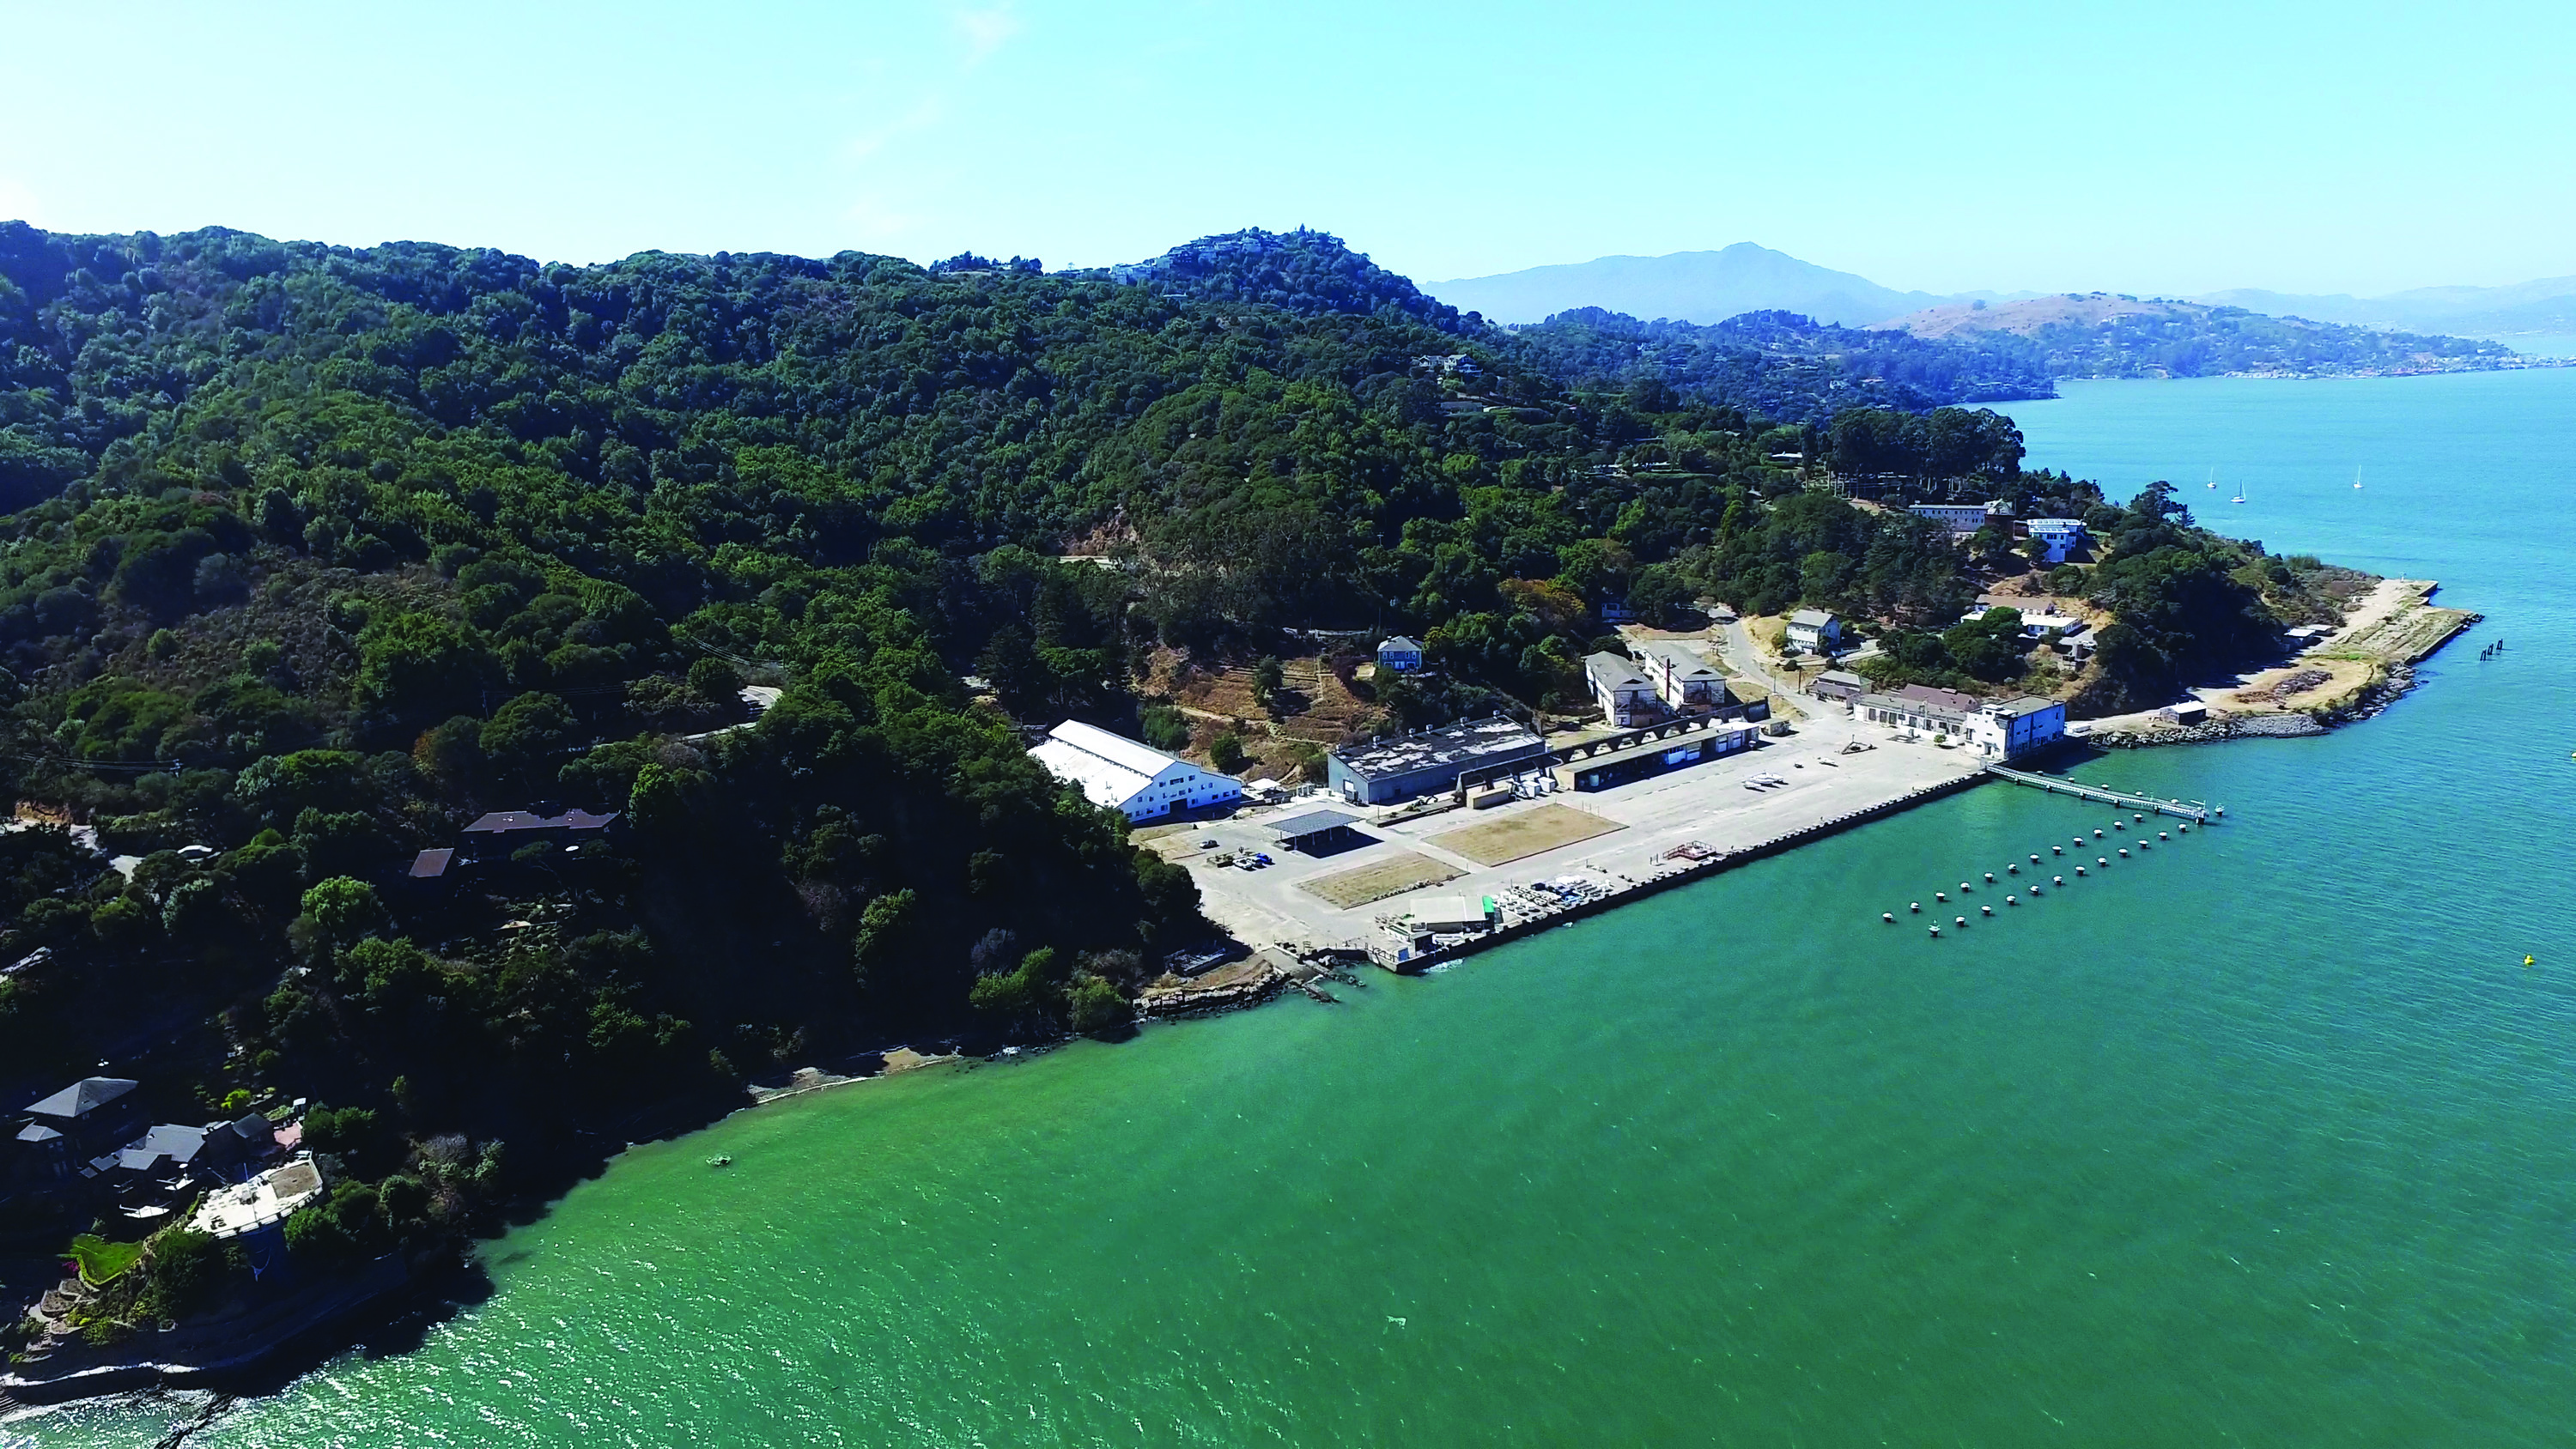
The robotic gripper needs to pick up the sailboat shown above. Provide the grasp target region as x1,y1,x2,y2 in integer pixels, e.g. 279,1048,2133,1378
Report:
2352,466,2364,490
2230,479,2246,504
2205,467,2218,490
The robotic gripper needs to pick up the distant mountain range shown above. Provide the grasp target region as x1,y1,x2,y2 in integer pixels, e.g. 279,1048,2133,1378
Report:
1428,244,2576,342
1426,243,1980,329
2194,278,2576,337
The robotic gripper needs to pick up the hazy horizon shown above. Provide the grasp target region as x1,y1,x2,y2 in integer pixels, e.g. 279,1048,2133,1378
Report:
3,1,2570,298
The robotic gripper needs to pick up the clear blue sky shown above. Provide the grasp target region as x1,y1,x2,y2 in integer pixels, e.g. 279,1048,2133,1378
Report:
3,0,2568,296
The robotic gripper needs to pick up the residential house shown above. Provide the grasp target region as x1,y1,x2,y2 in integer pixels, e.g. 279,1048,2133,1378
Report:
2023,518,2089,563
12,1077,143,1185
1375,636,1425,674
1028,720,1244,822
1784,609,1843,654
1637,641,1732,712
1585,652,1661,727
459,808,620,862
1909,500,2014,537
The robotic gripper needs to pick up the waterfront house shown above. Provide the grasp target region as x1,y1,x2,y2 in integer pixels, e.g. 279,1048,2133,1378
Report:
1327,715,1547,805
1584,652,1661,728
2161,700,2209,725
1784,609,1843,654
1375,636,1425,674
11,1077,143,1185
1858,685,2065,759
1028,720,1244,822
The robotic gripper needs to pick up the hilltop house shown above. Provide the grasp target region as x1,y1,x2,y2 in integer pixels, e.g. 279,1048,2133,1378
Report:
1785,609,1843,654
459,808,620,862
1375,636,1425,674
1909,500,2014,537
2023,518,2089,563
1028,720,1243,822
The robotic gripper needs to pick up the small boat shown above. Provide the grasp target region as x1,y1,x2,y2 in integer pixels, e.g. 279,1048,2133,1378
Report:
707,1155,733,1168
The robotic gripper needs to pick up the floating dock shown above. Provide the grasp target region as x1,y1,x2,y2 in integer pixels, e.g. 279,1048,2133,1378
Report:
1981,764,2212,822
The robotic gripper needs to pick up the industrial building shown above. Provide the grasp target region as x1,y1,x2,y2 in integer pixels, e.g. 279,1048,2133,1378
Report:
1029,720,1244,822
1558,721,1759,791
1327,715,1547,805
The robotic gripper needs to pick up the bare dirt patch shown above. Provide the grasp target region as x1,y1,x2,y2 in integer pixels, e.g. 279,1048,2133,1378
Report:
1429,803,1625,866
1299,852,1462,909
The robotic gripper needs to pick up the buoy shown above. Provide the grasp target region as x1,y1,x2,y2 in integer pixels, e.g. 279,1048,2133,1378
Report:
2075,866,2087,876
2215,806,2225,817
1959,882,1971,893
2135,813,2144,822
2052,846,2063,855
2118,848,2129,858
1984,872,1996,883
1929,925,1941,937
2098,857,2109,867
1936,891,1947,902
2178,824,2189,834
2114,820,2124,831
2053,876,2063,885
2008,864,2019,874
2029,853,2041,864
2093,828,2104,838
2158,831,2168,840
1911,901,1921,912
2030,885,2043,895
1956,916,1968,927
2006,895,2018,906
1883,912,1895,923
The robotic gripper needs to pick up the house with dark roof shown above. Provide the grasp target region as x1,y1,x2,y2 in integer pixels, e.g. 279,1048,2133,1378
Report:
459,808,620,861
12,1076,143,1185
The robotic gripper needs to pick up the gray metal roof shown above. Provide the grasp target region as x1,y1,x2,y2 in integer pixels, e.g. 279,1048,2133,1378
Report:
1270,809,1363,839
1331,715,1546,779
25,1076,138,1121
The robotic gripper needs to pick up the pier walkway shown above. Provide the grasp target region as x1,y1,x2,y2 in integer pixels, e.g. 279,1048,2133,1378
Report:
1982,764,2214,822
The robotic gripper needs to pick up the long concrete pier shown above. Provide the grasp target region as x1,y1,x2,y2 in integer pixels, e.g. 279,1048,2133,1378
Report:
1981,764,2213,822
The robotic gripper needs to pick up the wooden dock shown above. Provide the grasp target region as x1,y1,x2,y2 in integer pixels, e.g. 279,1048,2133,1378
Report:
1982,764,2214,822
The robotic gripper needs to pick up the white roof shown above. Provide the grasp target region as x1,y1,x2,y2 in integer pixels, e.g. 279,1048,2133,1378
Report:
1030,720,1232,812
1642,640,1721,677
1047,720,1183,779
190,1156,325,1239
1789,609,1836,627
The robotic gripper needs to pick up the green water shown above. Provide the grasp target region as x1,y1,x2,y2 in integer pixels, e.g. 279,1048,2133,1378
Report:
23,372,2576,1446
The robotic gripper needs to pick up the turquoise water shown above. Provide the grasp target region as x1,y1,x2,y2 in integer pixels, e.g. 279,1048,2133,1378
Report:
19,372,2576,1447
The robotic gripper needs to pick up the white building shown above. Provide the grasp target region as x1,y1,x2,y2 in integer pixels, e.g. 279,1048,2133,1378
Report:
1857,685,2065,759
1029,720,1244,822
1637,640,1731,711
1584,652,1660,727
1909,500,2014,537
2023,518,2088,563
1785,609,1843,654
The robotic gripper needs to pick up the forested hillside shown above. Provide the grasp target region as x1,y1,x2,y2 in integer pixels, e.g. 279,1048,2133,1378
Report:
1886,294,2530,378
0,221,2321,1255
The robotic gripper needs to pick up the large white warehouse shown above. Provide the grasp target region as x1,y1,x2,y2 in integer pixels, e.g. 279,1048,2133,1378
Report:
1029,720,1243,822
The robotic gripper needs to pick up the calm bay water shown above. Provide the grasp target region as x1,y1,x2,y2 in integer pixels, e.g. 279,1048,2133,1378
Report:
21,371,2576,1447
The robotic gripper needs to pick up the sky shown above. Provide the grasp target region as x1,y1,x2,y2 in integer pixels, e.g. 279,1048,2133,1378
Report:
2,0,2569,298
